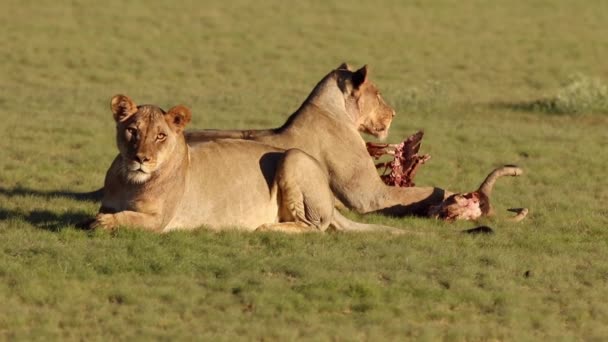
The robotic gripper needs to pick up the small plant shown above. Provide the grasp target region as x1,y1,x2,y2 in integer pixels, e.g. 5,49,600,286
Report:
552,74,608,114
495,74,608,115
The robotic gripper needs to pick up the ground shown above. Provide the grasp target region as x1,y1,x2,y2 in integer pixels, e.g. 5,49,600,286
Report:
1,0,607,340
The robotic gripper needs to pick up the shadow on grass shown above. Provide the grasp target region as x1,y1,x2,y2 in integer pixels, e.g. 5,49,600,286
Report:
488,98,561,113
0,208,92,232
0,186,495,234
0,186,103,201
0,186,100,232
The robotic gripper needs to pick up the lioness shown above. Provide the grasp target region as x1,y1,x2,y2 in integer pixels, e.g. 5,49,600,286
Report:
185,64,522,218
90,95,402,233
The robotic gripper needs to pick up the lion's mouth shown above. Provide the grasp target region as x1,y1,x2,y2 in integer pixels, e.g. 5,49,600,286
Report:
129,165,147,173
123,163,153,184
127,161,151,174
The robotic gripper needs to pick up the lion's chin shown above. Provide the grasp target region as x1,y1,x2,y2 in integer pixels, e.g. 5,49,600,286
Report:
125,170,152,184
374,130,389,141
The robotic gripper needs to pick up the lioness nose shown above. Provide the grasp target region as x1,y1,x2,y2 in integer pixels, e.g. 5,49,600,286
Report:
134,154,150,164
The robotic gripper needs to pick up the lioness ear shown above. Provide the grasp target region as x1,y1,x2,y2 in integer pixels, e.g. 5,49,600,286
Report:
337,62,352,71
111,94,138,122
352,65,368,89
165,105,192,133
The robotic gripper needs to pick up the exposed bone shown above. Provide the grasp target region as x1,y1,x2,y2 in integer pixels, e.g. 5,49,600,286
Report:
367,132,528,222
366,131,430,187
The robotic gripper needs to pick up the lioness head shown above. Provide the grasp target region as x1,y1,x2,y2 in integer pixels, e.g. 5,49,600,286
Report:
110,94,192,184
337,63,396,140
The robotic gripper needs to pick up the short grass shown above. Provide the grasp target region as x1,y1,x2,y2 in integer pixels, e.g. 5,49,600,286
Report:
1,0,607,340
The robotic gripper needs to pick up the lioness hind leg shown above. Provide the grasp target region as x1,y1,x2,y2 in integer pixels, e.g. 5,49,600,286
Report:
274,149,334,232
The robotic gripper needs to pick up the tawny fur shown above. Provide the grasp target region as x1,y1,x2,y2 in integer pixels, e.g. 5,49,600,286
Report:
91,95,404,234
186,64,453,216
185,64,526,220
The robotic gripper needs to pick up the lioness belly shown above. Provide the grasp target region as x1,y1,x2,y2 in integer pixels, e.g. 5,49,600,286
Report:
164,140,284,232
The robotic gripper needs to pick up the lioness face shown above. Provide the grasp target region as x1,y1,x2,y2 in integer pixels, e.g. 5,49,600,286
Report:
340,65,396,140
117,107,177,183
356,82,395,140
110,95,192,184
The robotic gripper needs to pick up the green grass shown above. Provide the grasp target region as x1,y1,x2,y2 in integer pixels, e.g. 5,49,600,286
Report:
1,0,608,340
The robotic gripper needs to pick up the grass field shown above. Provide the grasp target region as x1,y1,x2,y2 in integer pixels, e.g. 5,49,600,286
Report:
1,0,608,340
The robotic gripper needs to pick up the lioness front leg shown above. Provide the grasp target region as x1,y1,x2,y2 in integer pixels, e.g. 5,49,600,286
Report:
327,145,449,217
334,167,448,216
91,211,163,232
374,185,449,216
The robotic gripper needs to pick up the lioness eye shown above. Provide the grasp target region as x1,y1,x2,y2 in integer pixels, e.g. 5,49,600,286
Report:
156,133,166,141
126,127,137,135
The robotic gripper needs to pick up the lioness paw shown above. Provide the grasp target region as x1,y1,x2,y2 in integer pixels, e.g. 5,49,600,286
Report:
91,213,118,230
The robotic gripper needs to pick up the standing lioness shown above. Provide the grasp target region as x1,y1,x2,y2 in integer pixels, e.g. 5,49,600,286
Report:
90,95,401,233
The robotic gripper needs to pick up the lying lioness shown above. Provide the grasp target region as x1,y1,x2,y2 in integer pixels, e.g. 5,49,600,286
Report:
185,64,523,218
89,95,403,233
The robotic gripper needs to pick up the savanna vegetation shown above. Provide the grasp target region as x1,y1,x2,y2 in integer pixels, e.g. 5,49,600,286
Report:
1,0,607,340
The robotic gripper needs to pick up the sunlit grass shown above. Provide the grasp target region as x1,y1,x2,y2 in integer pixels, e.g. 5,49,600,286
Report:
1,0,607,340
